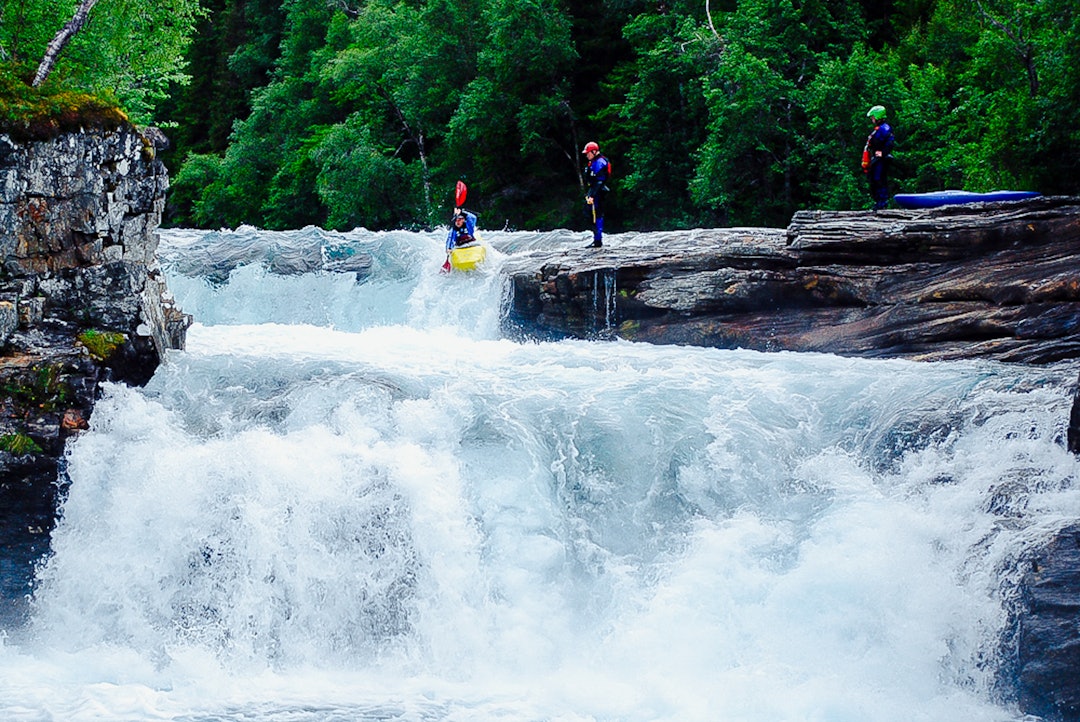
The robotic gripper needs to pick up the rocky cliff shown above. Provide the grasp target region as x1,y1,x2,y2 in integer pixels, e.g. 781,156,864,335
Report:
1014,523,1080,721
0,125,190,622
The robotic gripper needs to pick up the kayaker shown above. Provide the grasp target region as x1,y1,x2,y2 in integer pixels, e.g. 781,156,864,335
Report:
441,208,480,273
446,209,478,253
862,105,895,211
582,141,611,248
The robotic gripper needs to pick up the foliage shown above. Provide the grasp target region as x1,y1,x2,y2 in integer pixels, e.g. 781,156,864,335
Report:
447,0,579,225
0,0,204,125
689,0,872,225
80,0,1079,230
313,0,451,229
170,0,340,230
312,118,424,230
155,0,285,166
76,328,127,361
167,153,224,227
600,12,712,230
0,432,43,456
0,65,127,140
2,364,72,413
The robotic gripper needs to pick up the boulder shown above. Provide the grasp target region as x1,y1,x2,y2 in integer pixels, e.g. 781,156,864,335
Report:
1014,523,1080,722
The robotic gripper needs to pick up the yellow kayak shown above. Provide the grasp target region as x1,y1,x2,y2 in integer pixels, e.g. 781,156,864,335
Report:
449,243,487,271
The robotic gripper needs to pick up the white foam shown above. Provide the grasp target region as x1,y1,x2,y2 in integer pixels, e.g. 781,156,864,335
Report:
1,229,1076,721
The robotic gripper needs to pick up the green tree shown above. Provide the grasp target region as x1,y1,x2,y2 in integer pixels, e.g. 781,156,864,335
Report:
316,0,475,228
157,0,285,162
312,116,423,229
445,0,578,229
885,0,1079,194
167,152,224,227
160,0,1079,232
176,0,340,230
1,0,203,123
693,0,867,225
601,9,713,230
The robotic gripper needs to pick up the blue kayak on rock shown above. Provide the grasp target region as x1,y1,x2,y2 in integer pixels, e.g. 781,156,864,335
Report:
894,190,1041,209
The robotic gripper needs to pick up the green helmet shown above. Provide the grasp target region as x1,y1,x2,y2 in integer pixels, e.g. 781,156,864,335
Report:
867,105,887,121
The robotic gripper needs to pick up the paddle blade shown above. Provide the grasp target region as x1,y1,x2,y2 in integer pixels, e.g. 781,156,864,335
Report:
455,180,467,208
441,258,452,274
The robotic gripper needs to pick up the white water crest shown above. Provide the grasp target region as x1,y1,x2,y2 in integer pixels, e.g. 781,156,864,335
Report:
1,226,1078,721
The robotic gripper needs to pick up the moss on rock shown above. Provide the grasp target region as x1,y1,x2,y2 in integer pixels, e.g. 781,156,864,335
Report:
76,329,126,362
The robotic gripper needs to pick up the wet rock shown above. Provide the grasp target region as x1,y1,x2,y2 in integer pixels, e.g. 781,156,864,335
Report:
1014,524,1080,722
503,196,1080,364
1069,373,1080,454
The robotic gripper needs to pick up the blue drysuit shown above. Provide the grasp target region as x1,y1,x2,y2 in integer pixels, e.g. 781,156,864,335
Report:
866,122,894,210
585,155,610,242
446,211,478,252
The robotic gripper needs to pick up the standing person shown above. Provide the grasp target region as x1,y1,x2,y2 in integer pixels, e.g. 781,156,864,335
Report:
582,141,611,248
862,105,895,211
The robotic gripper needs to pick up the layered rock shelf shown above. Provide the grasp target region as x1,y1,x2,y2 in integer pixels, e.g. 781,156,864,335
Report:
503,195,1080,364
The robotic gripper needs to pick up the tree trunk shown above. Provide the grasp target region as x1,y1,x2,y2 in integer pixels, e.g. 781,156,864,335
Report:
31,0,99,87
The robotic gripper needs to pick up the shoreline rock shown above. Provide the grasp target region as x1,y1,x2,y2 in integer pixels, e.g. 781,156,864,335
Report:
502,196,1080,364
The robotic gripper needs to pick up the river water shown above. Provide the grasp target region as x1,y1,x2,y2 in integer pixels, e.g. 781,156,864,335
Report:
1,225,1078,721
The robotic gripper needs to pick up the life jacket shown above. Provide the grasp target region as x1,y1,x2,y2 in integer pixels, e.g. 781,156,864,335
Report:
588,155,612,189
600,154,612,180
863,122,894,172
452,228,475,247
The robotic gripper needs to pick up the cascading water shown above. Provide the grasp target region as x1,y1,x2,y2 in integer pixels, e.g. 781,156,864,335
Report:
590,269,618,335
0,225,1078,721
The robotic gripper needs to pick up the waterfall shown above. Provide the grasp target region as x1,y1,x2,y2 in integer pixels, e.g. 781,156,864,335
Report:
0,226,1076,722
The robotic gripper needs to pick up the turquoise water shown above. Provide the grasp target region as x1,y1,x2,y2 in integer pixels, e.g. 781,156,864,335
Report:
0,226,1077,721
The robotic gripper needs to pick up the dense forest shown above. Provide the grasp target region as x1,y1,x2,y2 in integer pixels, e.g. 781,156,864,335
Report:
3,0,1079,232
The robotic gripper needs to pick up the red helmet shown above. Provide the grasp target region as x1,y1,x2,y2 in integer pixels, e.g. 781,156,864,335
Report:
582,141,599,154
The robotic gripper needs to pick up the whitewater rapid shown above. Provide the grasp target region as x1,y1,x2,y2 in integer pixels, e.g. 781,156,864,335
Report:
0,225,1077,721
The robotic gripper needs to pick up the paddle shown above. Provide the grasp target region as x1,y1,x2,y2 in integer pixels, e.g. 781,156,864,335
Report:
442,179,469,273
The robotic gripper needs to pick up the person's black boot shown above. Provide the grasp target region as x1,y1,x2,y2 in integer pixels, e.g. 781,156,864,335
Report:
586,239,602,248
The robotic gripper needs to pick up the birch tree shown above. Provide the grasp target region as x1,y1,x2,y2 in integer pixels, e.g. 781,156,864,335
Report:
32,0,98,86
2,0,203,123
